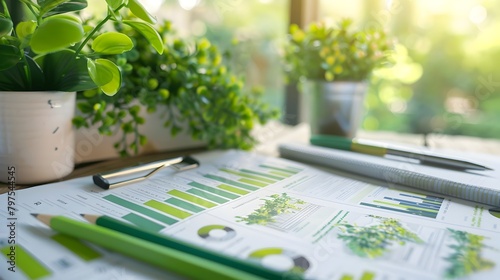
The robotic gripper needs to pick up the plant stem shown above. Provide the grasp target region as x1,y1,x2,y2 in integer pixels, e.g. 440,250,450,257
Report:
74,14,111,56
19,0,39,9
4,0,35,88
74,4,125,57
18,0,40,23
21,53,32,89
1,0,10,18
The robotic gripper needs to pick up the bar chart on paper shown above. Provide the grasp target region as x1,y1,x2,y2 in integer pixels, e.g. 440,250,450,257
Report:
1,234,102,280
179,163,302,203
1,244,52,279
100,162,304,232
339,271,376,280
103,194,179,227
359,189,444,219
50,234,102,262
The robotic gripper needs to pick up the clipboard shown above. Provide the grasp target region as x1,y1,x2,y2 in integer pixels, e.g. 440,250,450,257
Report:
92,156,200,189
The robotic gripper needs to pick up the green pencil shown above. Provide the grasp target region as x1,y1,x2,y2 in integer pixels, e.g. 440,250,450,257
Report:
31,214,263,280
81,214,297,280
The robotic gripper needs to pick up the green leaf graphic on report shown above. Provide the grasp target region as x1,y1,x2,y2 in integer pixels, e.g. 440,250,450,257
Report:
236,193,305,225
335,215,423,258
444,229,496,279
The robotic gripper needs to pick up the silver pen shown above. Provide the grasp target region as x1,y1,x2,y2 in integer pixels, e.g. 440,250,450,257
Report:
310,135,492,171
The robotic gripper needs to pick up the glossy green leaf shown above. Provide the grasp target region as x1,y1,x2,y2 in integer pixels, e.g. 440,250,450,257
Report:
52,13,83,24
15,21,37,41
0,55,45,90
42,0,88,17
46,0,88,16
87,59,113,86
93,59,121,96
0,45,21,70
0,16,13,37
92,32,133,54
35,49,96,91
106,0,124,11
39,0,70,16
123,20,163,54
30,15,84,53
127,0,156,24
83,24,93,33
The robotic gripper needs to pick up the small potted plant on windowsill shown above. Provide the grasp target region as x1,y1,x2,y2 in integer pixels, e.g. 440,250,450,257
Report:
283,19,391,137
0,0,162,184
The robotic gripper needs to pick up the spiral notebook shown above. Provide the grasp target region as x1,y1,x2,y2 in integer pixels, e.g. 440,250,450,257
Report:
279,142,500,207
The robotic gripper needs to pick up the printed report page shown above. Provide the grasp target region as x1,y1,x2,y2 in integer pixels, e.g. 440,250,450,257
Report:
1,150,500,280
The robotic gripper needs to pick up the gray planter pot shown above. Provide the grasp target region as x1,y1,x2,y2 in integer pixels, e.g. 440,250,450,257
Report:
302,81,367,138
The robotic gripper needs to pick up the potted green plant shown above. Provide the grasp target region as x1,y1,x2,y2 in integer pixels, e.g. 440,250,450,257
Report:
0,0,162,184
73,19,280,159
283,19,391,137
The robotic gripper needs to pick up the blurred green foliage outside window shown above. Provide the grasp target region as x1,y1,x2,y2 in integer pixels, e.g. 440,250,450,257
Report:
321,0,500,138
88,0,499,139
144,0,288,110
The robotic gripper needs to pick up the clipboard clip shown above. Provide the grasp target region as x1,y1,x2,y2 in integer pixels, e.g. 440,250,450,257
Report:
93,156,199,189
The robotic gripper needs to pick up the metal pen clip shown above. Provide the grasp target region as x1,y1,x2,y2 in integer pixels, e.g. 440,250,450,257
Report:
92,156,200,189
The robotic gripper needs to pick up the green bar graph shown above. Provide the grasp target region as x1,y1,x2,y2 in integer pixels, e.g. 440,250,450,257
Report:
104,195,178,225
220,168,276,183
240,169,286,180
361,271,375,280
145,199,192,219
168,189,217,208
285,166,302,172
51,233,102,261
269,170,292,177
122,213,165,232
339,271,374,280
188,181,239,199
218,184,249,195
187,188,229,204
239,178,267,187
165,197,205,213
374,200,438,214
1,245,51,279
259,164,299,174
204,174,258,191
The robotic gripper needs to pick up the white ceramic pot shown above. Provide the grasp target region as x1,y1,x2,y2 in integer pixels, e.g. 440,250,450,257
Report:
73,103,204,163
0,91,76,184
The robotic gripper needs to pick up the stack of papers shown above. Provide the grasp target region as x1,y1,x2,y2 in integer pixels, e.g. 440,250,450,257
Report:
2,150,500,279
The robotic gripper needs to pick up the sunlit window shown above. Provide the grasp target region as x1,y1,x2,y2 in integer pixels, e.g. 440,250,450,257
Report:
86,0,500,139
321,0,500,138
147,0,288,108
